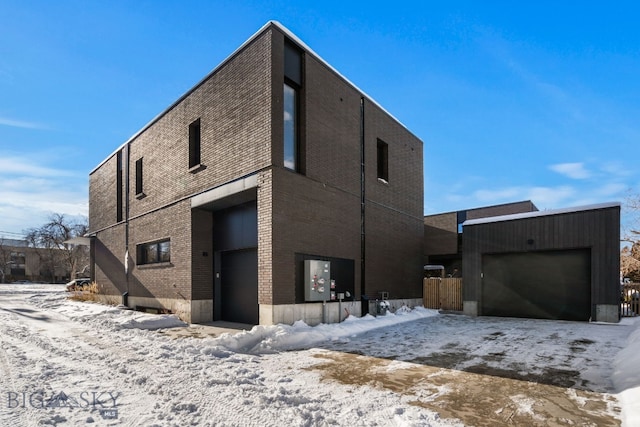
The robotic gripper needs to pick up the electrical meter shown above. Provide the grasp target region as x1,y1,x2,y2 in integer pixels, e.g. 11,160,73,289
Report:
304,260,331,302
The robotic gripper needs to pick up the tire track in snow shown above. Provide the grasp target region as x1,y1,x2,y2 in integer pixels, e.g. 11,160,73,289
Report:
0,293,170,426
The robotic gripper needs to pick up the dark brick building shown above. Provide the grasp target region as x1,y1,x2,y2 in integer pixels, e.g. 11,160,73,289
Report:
88,21,424,325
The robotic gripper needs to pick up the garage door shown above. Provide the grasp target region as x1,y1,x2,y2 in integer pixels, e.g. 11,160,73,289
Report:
481,249,591,321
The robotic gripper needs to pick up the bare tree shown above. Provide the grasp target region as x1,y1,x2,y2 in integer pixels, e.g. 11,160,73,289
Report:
24,214,89,282
622,194,640,281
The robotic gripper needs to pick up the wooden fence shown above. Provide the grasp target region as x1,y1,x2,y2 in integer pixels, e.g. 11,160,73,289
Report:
423,277,463,311
622,282,640,317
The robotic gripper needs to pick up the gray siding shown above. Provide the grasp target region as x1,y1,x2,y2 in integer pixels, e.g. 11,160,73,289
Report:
463,205,621,318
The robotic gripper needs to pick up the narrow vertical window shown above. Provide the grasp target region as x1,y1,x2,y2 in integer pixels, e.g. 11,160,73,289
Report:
284,40,302,173
377,139,389,182
457,211,467,234
283,83,297,171
135,157,144,197
189,118,201,169
116,150,123,222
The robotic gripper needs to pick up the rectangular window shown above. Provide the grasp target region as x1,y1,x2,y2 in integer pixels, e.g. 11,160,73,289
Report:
189,118,201,169
138,239,170,265
284,39,303,173
377,139,389,182
284,41,302,86
284,83,297,171
135,157,144,196
116,150,123,222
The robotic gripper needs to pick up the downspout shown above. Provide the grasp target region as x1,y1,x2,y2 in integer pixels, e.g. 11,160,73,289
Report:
360,97,366,314
124,143,131,305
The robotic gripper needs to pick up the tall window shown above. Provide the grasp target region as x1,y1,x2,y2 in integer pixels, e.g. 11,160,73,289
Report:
189,118,201,169
377,139,389,182
283,83,297,171
137,239,170,265
135,157,144,196
284,40,302,172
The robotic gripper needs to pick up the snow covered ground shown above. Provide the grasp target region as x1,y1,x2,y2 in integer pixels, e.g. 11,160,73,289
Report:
0,283,639,426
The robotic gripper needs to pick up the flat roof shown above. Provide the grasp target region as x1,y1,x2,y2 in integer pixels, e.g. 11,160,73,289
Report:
424,200,537,218
463,202,621,226
92,20,418,174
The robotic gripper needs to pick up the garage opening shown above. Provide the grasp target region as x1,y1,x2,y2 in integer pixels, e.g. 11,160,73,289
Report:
481,249,591,321
213,199,258,325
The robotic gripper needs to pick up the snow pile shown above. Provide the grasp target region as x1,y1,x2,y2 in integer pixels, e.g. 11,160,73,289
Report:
110,311,188,330
212,307,439,354
613,317,640,426
27,287,437,352
28,289,187,330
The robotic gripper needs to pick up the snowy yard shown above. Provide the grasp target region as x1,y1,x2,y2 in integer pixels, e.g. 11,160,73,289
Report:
1,284,639,426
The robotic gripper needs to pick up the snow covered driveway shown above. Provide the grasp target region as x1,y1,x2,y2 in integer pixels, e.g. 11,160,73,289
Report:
1,284,639,426
321,314,626,392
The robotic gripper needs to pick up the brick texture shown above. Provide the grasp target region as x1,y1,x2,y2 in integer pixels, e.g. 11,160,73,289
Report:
89,23,424,321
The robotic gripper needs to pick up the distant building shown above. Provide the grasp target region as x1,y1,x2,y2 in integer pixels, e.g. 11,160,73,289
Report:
423,201,538,276
88,21,424,325
0,238,69,283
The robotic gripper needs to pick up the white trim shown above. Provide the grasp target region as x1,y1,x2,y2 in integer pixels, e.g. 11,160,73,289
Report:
191,174,258,209
463,202,621,226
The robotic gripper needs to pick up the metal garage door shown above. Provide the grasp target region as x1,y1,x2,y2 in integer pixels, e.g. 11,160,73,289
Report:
221,248,258,324
481,249,591,321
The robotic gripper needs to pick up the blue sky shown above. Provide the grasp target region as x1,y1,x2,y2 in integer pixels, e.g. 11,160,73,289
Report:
1,1,639,237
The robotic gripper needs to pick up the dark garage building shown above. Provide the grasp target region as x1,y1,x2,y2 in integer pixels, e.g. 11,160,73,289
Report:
462,202,620,323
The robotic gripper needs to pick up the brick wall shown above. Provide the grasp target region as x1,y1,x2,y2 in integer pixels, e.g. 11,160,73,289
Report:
424,212,458,257
271,167,362,305
191,208,214,300
89,154,120,232
303,54,362,195
90,22,425,319
366,203,424,299
90,27,275,304
364,100,424,217
127,200,191,300
126,28,273,220
94,224,126,296
257,169,273,305
363,100,424,300
466,200,538,220
268,27,424,305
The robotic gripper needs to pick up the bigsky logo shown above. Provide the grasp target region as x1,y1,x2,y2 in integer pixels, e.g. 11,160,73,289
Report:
6,390,121,420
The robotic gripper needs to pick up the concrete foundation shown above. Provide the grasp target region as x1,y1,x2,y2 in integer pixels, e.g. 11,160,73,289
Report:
261,298,423,326
94,295,425,326
595,304,620,323
463,300,478,317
